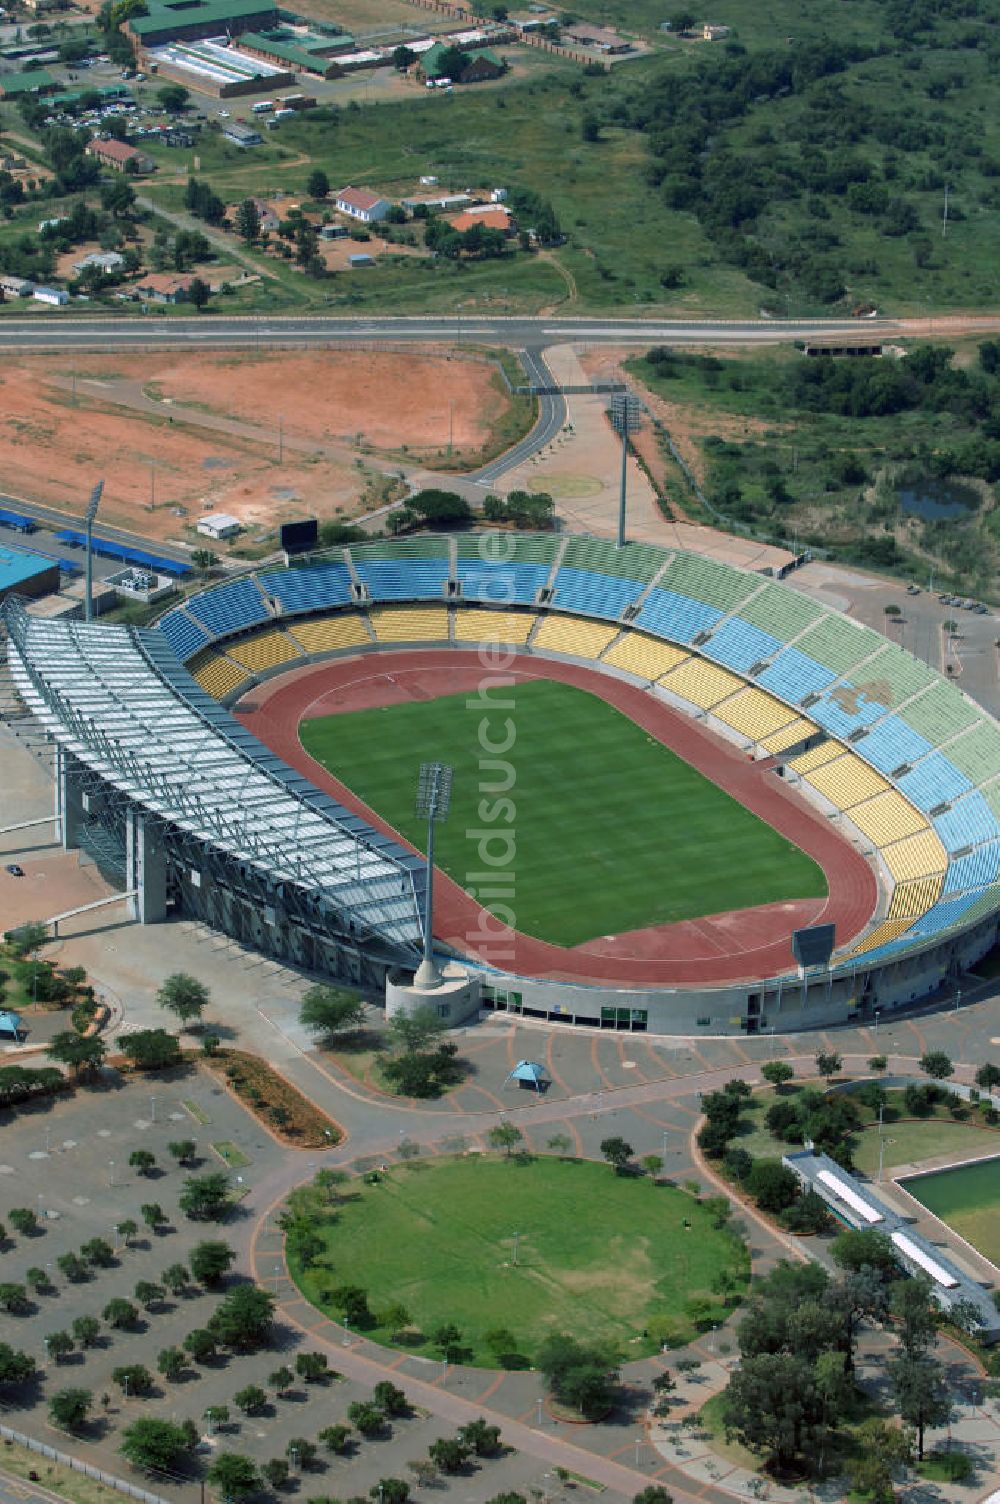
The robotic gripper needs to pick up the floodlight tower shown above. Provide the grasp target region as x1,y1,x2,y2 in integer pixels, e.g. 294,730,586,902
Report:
413,761,453,991
610,392,641,549
83,480,105,624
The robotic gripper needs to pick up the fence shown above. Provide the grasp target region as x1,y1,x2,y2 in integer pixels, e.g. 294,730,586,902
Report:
0,1422,176,1504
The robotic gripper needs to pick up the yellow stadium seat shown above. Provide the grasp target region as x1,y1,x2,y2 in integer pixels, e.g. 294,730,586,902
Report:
226,629,303,673
849,919,914,957
761,717,817,754
660,655,744,711
601,631,689,681
848,791,928,846
881,828,948,883
289,614,372,654
533,614,619,659
369,606,450,643
789,740,843,775
454,609,534,645
806,753,891,809
889,875,944,921
190,653,251,700
714,687,799,742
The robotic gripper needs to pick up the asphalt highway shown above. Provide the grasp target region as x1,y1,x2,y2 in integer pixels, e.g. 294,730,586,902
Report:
0,312,981,353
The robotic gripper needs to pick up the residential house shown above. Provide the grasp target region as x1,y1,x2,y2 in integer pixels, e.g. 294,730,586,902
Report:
561,21,630,51
417,40,505,83
33,286,69,305
72,250,125,274
702,23,730,39
0,274,34,298
334,186,390,223
85,138,153,174
133,272,193,304
222,122,262,147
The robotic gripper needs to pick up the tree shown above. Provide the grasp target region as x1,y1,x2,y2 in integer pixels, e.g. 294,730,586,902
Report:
600,1136,634,1174
189,1238,235,1285
188,276,212,311
101,178,135,218
135,1281,164,1310
103,1299,138,1330
868,1055,888,1073
373,1380,408,1417
976,1062,1000,1093
157,973,208,1027
845,1417,913,1501
233,1384,267,1415
642,1154,663,1179
814,1051,841,1080
129,1149,157,1177
295,1351,331,1383
121,1029,182,1071
208,1453,258,1501
670,10,695,32
269,1365,295,1397
458,1417,502,1457
141,1203,167,1233
307,168,329,200
920,1051,954,1079
183,1328,217,1364
372,1482,409,1504
891,1353,949,1459
0,1282,29,1313
382,1302,411,1339
761,1061,795,1089
388,1005,444,1054
428,1438,469,1475
722,1352,819,1470
46,1331,74,1362
157,1347,186,1382
162,1263,189,1297
348,1400,385,1437
72,1316,100,1348
48,1031,105,1078
24,1265,48,1293
286,1438,316,1469
168,1139,198,1166
745,1160,800,1214
319,1423,352,1454
204,1404,230,1434
537,1333,619,1420
634,1492,673,1504
8,1208,38,1237
488,1123,524,1158
547,1133,572,1156
156,82,188,112
49,1387,91,1431
121,1416,195,1473
57,1253,88,1283
892,1276,938,1358
830,1228,898,1279
112,1364,153,1397
81,1237,115,1268
0,1344,35,1387
207,1284,275,1352
262,1458,290,1489
408,489,473,528
300,985,366,1044
117,1219,138,1248
233,198,261,245
332,1285,372,1328
180,1174,231,1222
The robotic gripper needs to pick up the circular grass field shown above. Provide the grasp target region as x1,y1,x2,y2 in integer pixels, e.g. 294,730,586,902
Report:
288,1156,750,1367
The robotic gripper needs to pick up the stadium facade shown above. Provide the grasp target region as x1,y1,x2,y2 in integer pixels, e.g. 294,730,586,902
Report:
3,532,999,1036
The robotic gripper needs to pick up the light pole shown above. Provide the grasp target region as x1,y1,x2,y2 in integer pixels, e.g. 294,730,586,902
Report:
413,761,453,990
536,1396,544,1426
610,390,641,549
108,1159,115,1187
874,1009,880,1035
83,479,104,624
150,1096,156,1124
662,1129,668,1162
511,1230,520,1267
342,1316,350,1347
878,1134,895,1184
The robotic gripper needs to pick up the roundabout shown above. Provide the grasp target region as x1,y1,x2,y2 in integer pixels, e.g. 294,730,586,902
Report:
285,1154,751,1368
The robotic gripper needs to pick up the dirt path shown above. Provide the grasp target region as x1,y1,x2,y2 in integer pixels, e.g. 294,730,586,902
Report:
134,194,282,282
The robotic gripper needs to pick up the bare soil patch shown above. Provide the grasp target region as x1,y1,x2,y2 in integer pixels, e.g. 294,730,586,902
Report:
200,1047,342,1147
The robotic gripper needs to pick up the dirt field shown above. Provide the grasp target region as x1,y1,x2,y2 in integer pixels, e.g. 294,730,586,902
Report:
0,349,509,540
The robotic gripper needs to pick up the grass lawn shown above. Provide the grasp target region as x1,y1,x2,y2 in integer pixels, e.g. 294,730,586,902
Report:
300,679,825,947
289,1155,748,1365
0,1439,128,1504
900,1156,1000,1266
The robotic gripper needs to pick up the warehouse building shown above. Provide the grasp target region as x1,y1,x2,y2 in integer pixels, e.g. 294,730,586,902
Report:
0,546,60,604
127,0,278,49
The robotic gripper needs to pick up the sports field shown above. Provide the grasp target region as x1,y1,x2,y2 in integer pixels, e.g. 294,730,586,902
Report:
300,679,826,947
287,1156,749,1365
901,1156,1000,1267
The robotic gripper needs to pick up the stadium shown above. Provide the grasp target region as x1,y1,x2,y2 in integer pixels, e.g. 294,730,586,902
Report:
4,530,1000,1036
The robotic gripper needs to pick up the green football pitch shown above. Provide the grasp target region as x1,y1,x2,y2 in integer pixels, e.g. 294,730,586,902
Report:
288,1156,750,1365
300,679,826,947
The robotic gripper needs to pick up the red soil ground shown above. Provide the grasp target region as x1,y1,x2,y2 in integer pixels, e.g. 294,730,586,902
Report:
237,653,878,987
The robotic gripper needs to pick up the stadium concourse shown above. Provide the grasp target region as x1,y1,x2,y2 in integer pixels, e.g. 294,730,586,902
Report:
4,530,1000,1037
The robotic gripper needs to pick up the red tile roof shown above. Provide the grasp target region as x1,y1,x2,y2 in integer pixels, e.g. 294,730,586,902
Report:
86,138,144,164
336,186,385,212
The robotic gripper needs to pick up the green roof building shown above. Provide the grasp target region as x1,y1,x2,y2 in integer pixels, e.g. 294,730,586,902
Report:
128,0,279,46
0,67,57,98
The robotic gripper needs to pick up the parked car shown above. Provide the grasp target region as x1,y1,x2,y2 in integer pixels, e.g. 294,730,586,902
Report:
5,863,24,877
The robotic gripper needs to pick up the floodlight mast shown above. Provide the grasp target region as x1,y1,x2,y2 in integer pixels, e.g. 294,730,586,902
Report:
413,761,453,991
83,480,105,624
610,393,641,549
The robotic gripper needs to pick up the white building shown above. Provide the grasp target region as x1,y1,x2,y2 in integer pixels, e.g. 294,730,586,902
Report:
197,512,242,541
33,286,69,306
334,186,391,223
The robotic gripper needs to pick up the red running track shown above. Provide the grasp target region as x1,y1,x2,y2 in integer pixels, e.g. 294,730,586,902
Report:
236,651,878,987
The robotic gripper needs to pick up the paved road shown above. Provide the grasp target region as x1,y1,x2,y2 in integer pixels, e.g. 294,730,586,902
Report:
469,347,566,487
3,313,1000,354
0,493,195,573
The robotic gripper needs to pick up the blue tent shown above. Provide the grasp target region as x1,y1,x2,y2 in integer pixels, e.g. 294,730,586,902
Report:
503,1060,549,1093
0,1009,23,1040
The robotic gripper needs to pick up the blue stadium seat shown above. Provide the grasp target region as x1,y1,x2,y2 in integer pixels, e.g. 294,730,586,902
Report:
354,560,450,601
258,563,353,614
456,559,549,604
552,567,643,620
636,589,722,645
702,617,781,674
185,578,270,638
158,608,211,661
756,647,837,703
896,752,973,813
934,793,1000,853
943,844,1000,893
853,716,934,775
810,690,890,741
